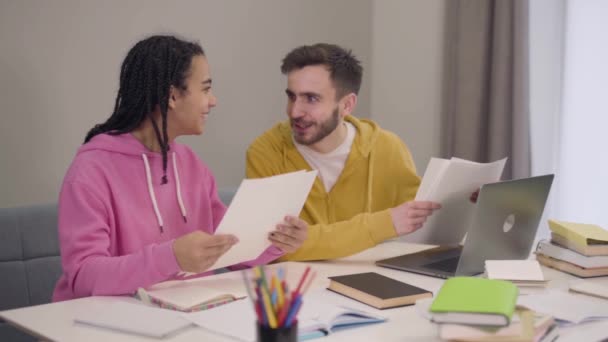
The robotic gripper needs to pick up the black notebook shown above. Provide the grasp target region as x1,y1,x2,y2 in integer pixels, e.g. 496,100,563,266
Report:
327,272,432,309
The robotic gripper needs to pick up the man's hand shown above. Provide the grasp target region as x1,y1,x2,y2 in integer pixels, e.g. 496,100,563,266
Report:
268,215,308,253
390,201,442,235
173,231,238,273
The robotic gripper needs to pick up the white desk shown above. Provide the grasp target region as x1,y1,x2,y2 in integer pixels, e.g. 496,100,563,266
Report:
2,240,608,342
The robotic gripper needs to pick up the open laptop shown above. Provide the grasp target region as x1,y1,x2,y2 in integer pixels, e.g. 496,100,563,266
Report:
376,174,554,278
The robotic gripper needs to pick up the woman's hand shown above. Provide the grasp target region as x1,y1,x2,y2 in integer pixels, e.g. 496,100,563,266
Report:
173,231,238,273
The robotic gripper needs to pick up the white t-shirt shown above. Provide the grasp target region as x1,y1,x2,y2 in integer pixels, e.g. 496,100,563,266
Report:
294,122,356,192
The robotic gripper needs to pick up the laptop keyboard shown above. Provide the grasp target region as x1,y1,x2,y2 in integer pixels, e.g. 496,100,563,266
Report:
423,257,460,273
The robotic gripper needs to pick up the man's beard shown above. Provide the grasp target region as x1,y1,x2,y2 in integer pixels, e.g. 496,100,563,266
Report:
292,107,340,146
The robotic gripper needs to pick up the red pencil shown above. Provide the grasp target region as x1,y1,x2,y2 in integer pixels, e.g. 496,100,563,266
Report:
293,266,311,298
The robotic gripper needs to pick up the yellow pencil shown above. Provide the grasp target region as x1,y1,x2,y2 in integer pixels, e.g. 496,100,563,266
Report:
261,285,278,328
275,275,284,308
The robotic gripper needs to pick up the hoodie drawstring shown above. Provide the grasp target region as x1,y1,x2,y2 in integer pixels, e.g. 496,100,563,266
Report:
172,152,188,223
142,152,188,233
366,150,374,212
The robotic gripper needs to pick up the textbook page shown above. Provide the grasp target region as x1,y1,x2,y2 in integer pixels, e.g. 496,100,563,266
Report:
404,157,506,245
184,293,386,341
212,170,317,270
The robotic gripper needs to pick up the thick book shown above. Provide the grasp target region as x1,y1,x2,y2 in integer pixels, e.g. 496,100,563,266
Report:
551,232,608,256
548,220,608,256
438,310,555,342
430,277,518,327
327,272,432,309
536,241,608,269
536,254,608,278
485,260,548,288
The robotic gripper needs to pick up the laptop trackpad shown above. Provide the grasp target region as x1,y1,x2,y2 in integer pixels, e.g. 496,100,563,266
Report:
422,256,461,273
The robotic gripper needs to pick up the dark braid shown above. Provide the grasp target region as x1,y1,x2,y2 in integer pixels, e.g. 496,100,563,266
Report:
85,35,204,184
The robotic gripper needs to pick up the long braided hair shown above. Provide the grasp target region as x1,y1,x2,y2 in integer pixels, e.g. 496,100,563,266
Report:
84,35,204,184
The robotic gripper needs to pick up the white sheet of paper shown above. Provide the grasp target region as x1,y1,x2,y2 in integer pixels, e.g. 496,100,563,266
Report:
74,302,191,338
517,289,608,323
211,170,317,270
569,280,608,300
403,157,507,245
185,299,256,342
485,260,545,281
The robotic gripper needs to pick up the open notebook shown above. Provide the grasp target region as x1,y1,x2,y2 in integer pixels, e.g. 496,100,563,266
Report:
184,295,386,341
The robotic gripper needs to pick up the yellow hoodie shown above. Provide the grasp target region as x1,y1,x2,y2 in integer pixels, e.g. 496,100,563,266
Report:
246,115,421,261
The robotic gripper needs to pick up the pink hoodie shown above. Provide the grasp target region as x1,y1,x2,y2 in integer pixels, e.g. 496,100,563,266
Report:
53,133,283,301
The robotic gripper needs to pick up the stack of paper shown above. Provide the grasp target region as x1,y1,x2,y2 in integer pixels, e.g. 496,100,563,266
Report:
517,290,608,325
211,170,317,270
403,157,506,245
485,260,548,287
569,280,608,300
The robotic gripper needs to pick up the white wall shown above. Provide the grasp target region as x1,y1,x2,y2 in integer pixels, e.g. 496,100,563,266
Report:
370,0,445,173
0,0,373,207
529,0,566,239
555,0,608,228
0,1,446,207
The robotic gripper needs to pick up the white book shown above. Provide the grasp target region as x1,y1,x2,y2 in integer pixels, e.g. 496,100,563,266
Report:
74,302,191,338
536,241,608,269
403,157,506,245
485,260,547,287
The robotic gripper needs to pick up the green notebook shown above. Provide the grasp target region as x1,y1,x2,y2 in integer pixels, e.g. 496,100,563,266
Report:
430,277,518,327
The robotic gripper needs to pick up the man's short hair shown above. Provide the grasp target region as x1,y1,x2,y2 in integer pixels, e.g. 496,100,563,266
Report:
281,43,363,99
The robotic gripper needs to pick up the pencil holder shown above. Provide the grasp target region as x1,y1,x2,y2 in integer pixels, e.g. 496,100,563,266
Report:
256,320,298,342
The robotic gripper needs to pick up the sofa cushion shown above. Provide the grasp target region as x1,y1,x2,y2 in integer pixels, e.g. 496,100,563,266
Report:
0,204,61,342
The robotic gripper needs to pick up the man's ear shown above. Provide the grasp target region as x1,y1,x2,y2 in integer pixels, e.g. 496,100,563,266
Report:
340,93,358,117
168,86,178,110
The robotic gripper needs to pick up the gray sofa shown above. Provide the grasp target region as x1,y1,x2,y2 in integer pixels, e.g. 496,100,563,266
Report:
0,189,237,341
0,204,61,342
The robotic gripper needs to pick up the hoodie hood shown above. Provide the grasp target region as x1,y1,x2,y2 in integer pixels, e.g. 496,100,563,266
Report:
79,132,177,158
80,133,187,232
277,115,381,211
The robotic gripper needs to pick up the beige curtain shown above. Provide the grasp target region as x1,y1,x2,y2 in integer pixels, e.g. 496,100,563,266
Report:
441,0,530,179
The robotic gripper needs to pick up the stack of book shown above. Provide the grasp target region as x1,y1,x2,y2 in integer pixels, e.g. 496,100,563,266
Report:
428,277,557,342
535,220,608,277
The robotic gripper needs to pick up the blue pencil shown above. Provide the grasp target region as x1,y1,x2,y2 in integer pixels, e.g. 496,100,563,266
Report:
284,295,303,327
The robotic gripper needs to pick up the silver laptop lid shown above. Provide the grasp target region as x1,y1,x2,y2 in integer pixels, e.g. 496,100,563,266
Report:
455,174,554,276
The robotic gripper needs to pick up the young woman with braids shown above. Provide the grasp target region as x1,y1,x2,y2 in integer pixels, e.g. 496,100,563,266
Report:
53,35,308,301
